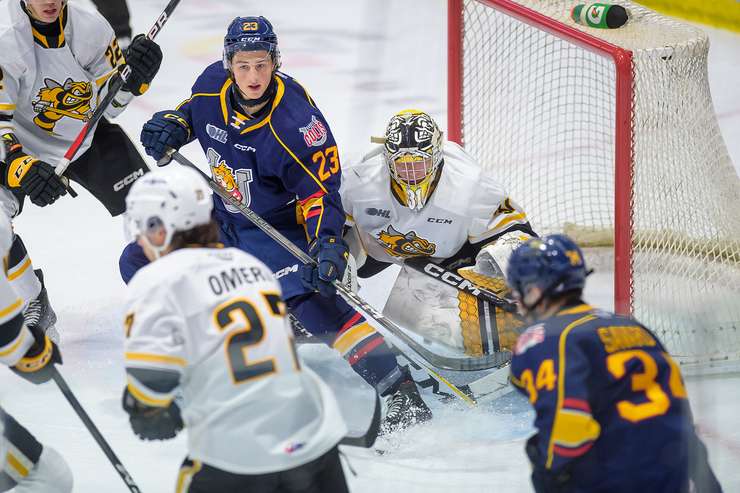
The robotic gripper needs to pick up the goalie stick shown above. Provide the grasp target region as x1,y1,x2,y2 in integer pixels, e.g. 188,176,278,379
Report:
404,257,520,315
52,369,141,493
53,0,182,181
166,151,489,407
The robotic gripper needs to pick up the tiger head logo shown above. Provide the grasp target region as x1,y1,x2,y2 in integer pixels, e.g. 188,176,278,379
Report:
211,160,243,202
32,78,93,131
377,225,436,258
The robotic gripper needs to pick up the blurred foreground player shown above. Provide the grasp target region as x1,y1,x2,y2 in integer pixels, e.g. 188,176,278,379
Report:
0,209,67,492
507,234,722,493
122,15,431,434
121,167,349,493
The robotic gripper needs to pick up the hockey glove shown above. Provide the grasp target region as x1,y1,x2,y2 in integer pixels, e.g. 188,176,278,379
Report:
140,110,191,162
2,134,66,207
300,236,349,298
122,388,184,441
122,34,163,96
11,324,62,385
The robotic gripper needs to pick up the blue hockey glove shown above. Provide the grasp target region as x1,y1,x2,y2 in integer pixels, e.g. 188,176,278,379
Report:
301,236,349,298
122,388,183,441
140,110,191,162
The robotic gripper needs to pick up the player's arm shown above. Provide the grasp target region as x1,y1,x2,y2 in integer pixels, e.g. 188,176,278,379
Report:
122,286,186,441
273,111,348,297
82,11,162,118
445,190,536,276
511,324,601,490
0,66,66,207
0,251,61,383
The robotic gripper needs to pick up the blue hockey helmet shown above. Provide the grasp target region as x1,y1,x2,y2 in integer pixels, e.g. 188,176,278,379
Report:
506,234,588,302
223,16,281,70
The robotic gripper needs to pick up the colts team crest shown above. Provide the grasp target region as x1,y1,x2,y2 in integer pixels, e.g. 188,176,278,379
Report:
377,225,436,258
207,148,253,212
32,77,93,131
299,115,327,147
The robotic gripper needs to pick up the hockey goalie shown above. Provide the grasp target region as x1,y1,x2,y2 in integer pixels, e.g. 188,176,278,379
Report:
340,109,537,358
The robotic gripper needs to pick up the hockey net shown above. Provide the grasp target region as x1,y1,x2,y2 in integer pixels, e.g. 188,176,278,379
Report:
448,0,740,367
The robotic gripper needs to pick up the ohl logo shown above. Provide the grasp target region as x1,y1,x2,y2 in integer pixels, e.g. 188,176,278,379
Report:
299,115,327,147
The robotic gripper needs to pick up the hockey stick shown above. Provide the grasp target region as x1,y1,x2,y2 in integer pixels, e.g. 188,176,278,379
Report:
53,0,182,181
339,394,381,448
167,151,479,406
403,257,520,315
52,369,142,493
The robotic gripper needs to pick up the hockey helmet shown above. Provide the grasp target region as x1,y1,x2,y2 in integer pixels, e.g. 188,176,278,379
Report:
506,234,588,304
124,167,212,257
223,16,281,71
383,110,444,211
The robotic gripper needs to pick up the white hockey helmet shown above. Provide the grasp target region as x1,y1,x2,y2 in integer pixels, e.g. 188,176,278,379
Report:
124,167,213,256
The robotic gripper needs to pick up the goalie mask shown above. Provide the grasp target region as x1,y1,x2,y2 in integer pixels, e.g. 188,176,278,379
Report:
383,110,443,211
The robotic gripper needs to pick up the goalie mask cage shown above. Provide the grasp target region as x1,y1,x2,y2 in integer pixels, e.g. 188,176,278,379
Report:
448,0,740,366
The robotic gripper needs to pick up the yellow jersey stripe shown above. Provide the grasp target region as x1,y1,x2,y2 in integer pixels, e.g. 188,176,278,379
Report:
7,452,29,478
127,380,173,408
239,76,286,135
546,314,597,469
269,123,327,194
0,103,16,111
492,212,528,231
7,258,31,281
558,304,594,316
333,322,376,355
125,352,187,367
0,298,22,319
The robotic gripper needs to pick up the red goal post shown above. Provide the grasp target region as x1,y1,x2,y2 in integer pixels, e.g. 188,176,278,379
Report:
447,0,740,365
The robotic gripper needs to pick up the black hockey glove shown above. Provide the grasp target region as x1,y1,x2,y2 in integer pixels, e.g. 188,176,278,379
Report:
123,34,163,96
11,324,62,385
526,435,575,493
2,134,66,207
300,236,349,298
140,110,191,162
122,388,184,441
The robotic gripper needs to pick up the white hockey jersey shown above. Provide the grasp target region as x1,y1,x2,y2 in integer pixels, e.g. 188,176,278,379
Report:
123,247,347,475
0,210,33,366
340,141,530,265
0,0,131,163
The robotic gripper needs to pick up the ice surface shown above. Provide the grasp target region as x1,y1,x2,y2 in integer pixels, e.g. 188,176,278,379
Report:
0,1,738,491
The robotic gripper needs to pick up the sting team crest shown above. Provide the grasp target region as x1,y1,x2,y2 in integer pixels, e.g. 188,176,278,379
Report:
377,225,436,258
32,77,93,131
299,115,327,147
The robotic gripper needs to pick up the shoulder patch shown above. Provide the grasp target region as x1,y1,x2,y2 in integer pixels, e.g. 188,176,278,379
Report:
515,324,545,355
299,115,327,147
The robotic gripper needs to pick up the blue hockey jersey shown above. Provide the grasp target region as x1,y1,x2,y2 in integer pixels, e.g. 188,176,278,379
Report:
172,62,346,299
510,303,715,492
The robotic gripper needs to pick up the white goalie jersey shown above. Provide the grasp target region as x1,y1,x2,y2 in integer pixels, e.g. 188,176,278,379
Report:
340,140,530,267
123,247,346,475
0,0,131,163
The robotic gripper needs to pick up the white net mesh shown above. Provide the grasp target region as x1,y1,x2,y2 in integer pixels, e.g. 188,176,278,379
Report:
456,0,740,364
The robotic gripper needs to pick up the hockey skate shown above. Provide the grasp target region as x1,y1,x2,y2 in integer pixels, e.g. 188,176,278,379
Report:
380,379,433,436
24,270,59,344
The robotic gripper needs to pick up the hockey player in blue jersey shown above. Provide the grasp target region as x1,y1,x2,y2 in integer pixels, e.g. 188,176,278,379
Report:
506,234,721,493
119,16,431,434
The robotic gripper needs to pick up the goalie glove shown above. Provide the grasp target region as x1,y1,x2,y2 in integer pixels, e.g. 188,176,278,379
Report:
122,387,184,441
474,231,535,281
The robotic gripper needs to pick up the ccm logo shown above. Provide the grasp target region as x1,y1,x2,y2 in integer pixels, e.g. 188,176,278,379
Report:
427,217,452,224
113,168,145,191
423,263,481,296
275,264,299,279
